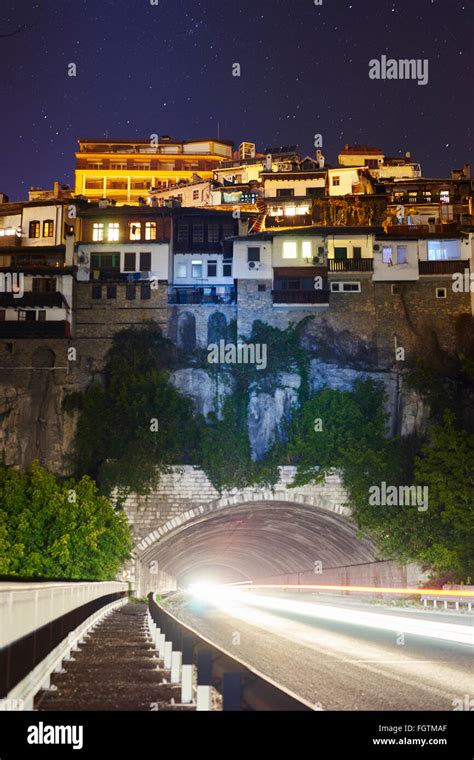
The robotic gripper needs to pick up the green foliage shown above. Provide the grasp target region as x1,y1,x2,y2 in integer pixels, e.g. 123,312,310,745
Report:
0,461,132,579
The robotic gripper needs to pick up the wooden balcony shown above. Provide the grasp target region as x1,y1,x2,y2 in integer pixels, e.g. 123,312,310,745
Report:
272,289,330,305
329,259,373,272
418,260,469,275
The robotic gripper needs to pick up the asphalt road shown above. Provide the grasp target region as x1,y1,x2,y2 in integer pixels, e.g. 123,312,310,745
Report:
165,590,473,710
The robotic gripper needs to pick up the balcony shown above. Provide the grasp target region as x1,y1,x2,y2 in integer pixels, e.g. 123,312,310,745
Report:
419,260,469,276
329,259,373,272
0,234,20,249
2,255,66,271
272,289,330,305
168,286,236,305
0,321,69,338
0,293,65,308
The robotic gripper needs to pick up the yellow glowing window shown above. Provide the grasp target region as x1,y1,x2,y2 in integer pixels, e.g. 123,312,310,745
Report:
145,222,157,240
108,223,120,242
283,242,297,259
93,223,104,242
129,222,141,241
302,242,312,258
284,207,296,217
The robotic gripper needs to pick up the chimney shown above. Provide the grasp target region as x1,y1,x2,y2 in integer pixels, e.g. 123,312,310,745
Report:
463,163,471,179
53,181,60,199
0,193,8,204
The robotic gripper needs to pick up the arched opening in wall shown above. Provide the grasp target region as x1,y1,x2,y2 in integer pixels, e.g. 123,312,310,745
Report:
207,312,227,345
177,312,196,352
32,347,56,368
180,563,250,588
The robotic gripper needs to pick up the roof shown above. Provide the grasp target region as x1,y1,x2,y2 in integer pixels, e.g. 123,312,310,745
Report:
233,225,384,241
78,137,234,147
339,145,384,155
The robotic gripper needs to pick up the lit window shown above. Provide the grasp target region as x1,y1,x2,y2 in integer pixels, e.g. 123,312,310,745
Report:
396,246,407,264
283,242,298,259
192,261,203,278
43,220,54,238
382,246,393,264
93,223,104,242
129,223,141,241
302,242,312,259
107,223,120,242
29,221,40,238
332,176,340,186
145,222,157,240
285,207,296,216
176,263,187,278
440,191,450,204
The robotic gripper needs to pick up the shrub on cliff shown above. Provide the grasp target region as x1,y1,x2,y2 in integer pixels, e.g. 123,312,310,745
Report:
0,461,132,580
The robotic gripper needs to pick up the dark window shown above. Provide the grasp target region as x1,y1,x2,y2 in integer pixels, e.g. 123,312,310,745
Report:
247,247,260,263
0,310,5,321
140,251,152,271
353,247,362,259
107,285,117,299
334,247,348,261
223,258,232,277
258,284,266,292
192,223,204,243
92,285,102,299
207,261,217,277
90,253,120,271
18,310,36,322
29,221,40,238
43,220,54,238
141,283,151,300
38,310,46,322
126,284,136,300
276,188,294,198
208,224,219,243
342,283,360,292
124,252,136,272
222,223,234,239
33,278,56,293
177,223,189,244
307,187,322,197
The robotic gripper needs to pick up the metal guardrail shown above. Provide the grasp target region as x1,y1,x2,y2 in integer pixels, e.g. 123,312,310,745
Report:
148,593,314,711
421,595,473,611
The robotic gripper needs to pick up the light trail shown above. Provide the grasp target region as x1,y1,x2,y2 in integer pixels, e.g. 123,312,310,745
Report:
225,582,474,598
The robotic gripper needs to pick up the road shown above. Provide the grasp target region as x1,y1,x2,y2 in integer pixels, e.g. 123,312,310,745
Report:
164,589,473,710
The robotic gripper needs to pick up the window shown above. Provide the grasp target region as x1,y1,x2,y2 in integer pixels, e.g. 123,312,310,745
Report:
258,284,266,292
302,242,312,259
382,246,393,264
129,222,141,241
247,247,260,263
207,260,217,277
93,223,104,242
440,190,450,204
90,253,120,271
176,263,187,278
140,252,151,271
331,282,361,293
208,224,219,243
334,247,347,261
18,310,36,321
33,278,56,293
29,221,40,238
193,190,200,200
92,285,102,300
107,223,120,242
43,220,54,238
110,163,127,171
428,240,461,261
276,188,294,198
141,283,151,300
353,246,362,259
222,223,234,239
436,287,447,299
192,261,203,278
38,310,46,322
145,222,157,241
177,223,189,243
126,284,136,300
396,246,407,265
332,176,340,187
223,257,232,277
124,252,136,272
0,310,5,321
391,284,400,296
192,224,204,243
106,286,117,299
283,242,297,259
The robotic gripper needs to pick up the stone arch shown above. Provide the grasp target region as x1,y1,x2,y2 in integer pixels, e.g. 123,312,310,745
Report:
177,312,196,352
32,347,56,368
207,311,227,345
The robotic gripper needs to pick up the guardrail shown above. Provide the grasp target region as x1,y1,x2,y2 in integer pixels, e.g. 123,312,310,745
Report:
0,581,128,709
147,593,314,711
421,595,472,611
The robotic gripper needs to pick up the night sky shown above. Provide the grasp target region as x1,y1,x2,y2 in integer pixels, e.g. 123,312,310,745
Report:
0,0,472,201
